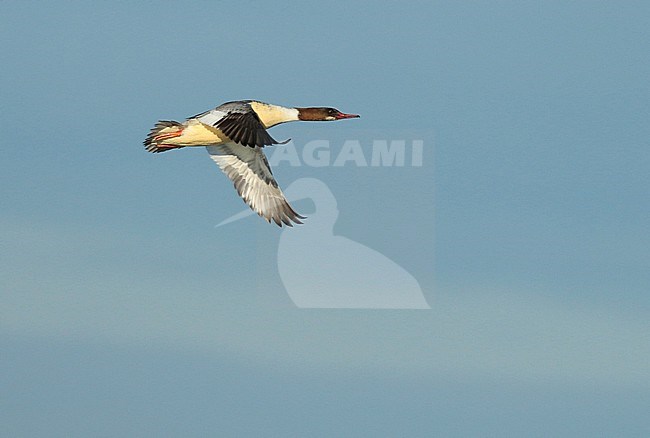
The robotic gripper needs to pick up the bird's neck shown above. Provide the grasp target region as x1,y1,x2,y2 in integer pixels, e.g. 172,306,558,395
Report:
250,101,299,128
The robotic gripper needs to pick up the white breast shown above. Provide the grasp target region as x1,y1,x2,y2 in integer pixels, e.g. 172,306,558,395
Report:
249,101,299,128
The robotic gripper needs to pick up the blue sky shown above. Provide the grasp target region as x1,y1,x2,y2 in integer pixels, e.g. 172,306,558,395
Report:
1,1,649,436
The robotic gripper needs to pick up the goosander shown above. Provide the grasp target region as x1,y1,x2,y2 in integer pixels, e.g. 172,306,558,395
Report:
144,100,359,226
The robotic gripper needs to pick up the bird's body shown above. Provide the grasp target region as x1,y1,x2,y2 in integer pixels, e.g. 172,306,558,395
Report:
144,100,358,226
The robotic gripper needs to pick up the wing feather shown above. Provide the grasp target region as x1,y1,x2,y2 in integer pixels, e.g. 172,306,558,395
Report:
206,144,304,227
192,102,289,148
213,103,286,148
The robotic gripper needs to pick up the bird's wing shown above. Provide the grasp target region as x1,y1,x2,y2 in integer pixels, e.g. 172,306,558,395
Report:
195,102,286,148
215,111,289,148
192,108,228,126
206,144,304,226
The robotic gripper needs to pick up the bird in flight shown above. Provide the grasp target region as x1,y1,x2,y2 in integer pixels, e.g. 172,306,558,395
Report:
144,100,359,226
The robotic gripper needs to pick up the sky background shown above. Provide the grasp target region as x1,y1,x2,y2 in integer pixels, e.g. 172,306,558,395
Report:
2,1,649,436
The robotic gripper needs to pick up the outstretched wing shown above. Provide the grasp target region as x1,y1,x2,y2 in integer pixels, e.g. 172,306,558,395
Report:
199,102,286,148
206,144,304,227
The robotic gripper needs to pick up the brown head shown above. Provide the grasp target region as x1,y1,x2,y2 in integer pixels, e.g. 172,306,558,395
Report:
296,107,360,121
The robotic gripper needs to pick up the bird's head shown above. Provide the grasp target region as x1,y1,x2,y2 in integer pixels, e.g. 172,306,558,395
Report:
297,107,360,121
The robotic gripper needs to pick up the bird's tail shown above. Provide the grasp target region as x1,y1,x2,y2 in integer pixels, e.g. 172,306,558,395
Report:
143,120,185,153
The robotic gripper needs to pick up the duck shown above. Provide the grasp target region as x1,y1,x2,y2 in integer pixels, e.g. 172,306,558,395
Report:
144,100,359,227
